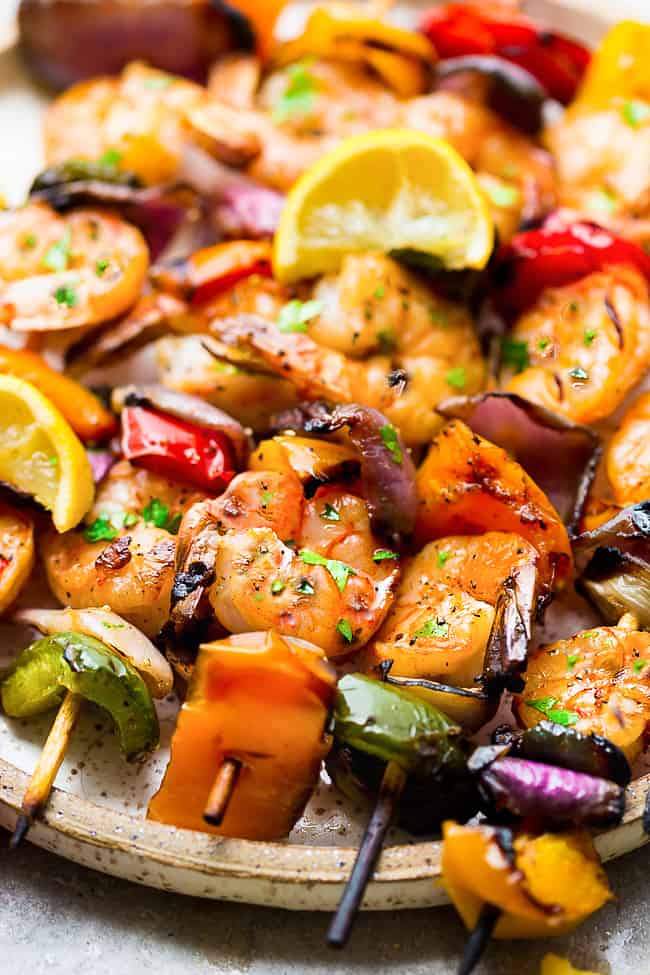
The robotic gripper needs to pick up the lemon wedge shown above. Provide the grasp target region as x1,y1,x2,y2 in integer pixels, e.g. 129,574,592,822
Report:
0,373,94,532
273,129,494,284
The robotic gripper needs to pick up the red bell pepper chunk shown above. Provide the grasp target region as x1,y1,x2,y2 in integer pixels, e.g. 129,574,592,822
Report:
420,4,590,103
122,406,236,493
493,219,650,320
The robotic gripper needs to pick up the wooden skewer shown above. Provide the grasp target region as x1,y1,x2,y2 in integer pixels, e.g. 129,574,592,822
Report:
327,759,408,949
203,758,241,826
457,903,501,975
9,691,82,850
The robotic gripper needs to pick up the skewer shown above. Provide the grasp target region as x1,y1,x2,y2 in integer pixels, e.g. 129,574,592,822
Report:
9,690,82,849
457,903,501,975
203,758,241,826
327,759,408,948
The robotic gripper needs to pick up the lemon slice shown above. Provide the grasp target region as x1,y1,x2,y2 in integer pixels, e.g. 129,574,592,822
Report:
0,373,94,532
273,129,494,284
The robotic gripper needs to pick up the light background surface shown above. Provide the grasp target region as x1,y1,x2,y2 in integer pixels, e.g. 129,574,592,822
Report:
2,1,650,972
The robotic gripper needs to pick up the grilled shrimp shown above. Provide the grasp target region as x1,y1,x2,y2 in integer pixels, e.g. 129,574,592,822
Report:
605,392,650,506
516,615,650,762
0,504,35,615
41,460,204,637
500,266,650,425
0,203,148,332
213,253,485,447
546,100,650,230
362,532,539,688
172,468,399,658
44,62,260,186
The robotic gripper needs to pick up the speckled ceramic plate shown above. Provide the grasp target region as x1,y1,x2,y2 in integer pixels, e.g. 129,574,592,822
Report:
1,0,649,911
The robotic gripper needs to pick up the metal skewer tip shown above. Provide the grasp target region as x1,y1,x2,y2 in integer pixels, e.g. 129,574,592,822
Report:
327,760,407,949
203,758,241,826
457,903,501,975
8,690,82,850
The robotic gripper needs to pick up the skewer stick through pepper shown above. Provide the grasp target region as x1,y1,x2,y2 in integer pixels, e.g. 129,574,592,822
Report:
204,758,241,826
327,674,473,947
1,628,161,847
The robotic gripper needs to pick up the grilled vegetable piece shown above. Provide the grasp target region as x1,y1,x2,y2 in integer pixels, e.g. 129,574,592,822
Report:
516,616,650,762
1,632,159,761
328,674,475,834
148,631,336,839
606,392,650,506
477,756,624,827
437,392,600,528
415,419,572,592
442,823,612,939
574,502,650,626
379,671,497,733
250,434,358,484
495,720,631,787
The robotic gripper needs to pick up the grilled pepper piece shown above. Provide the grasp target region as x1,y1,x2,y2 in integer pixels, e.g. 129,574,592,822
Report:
328,674,475,833
1,632,159,761
442,823,612,939
148,631,337,839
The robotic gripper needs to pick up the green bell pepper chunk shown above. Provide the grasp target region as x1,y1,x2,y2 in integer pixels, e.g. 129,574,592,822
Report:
1,632,159,761
333,673,466,775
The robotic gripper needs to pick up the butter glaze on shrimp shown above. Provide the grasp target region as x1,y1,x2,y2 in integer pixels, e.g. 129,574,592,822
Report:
41,460,204,637
0,203,148,332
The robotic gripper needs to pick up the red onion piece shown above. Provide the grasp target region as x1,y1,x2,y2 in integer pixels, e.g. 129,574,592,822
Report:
482,561,537,693
479,756,625,827
86,448,115,485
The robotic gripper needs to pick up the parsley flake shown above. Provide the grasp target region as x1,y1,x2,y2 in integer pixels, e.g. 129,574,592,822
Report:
84,515,119,543
446,366,466,391
526,696,579,726
374,285,385,300
102,621,126,630
320,503,340,522
484,182,520,208
296,578,315,595
588,186,618,214
584,329,597,347
437,550,451,569
567,653,580,670
143,498,181,534
501,337,529,373
634,658,647,674
299,549,355,592
54,283,78,308
260,490,274,508
43,228,72,273
379,424,403,465
98,148,123,168
414,619,449,639
271,580,286,595
537,337,550,353
22,233,37,249
622,100,650,128
336,618,354,643
277,299,323,333
273,62,318,122
372,549,399,562
96,258,110,276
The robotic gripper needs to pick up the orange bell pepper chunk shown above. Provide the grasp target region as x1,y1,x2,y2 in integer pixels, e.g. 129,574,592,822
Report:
0,345,116,443
250,435,358,483
148,631,336,840
442,822,612,939
415,419,572,592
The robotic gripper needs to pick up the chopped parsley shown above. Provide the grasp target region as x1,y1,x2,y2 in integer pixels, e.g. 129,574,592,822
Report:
48,456,58,467
98,148,123,168
320,503,340,522
372,549,399,562
102,621,126,630
537,337,550,353
54,283,78,308
445,366,466,391
569,366,589,382
96,258,110,276
429,308,448,326
42,228,72,273
588,186,618,214
277,298,323,333
273,62,318,122
484,182,520,209
634,658,647,674
271,580,286,595
414,619,449,639
622,99,650,128
144,75,173,90
567,653,580,670
437,550,451,569
379,424,403,465
296,578,315,595
299,549,355,592
500,337,529,373
143,498,181,534
84,515,119,543
526,696,579,726
377,329,397,352
583,329,597,347
260,490,274,508
336,618,354,643
374,285,385,300
22,233,37,249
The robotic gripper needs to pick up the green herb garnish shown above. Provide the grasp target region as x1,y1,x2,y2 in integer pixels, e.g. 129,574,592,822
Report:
569,366,589,381
379,424,403,465
54,283,78,308
299,549,355,592
84,516,119,543
271,580,286,595
437,550,451,569
414,619,449,639
96,258,110,277
372,549,399,562
583,329,597,347
296,579,315,595
501,337,529,373
320,503,340,522
273,62,318,121
143,498,181,534
622,100,650,128
42,228,72,273
277,298,323,333
445,366,466,391
336,618,354,643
